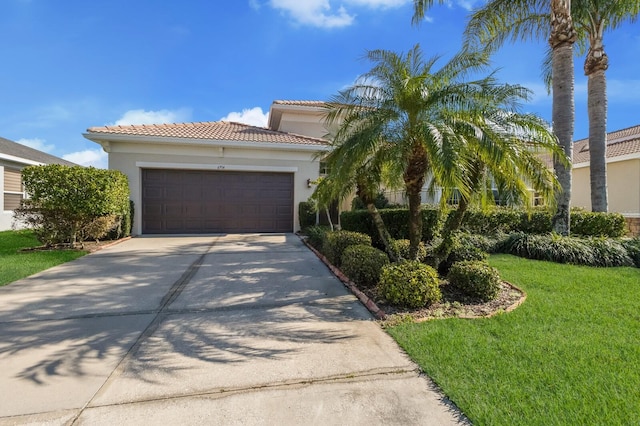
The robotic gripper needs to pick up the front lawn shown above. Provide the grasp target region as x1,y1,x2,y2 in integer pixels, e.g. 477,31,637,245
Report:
0,230,86,286
386,255,640,425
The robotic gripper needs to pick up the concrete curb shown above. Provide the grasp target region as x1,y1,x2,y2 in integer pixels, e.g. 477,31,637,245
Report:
298,235,387,320
87,236,133,253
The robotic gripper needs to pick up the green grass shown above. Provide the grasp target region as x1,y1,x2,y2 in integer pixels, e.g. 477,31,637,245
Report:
387,254,640,425
0,230,86,286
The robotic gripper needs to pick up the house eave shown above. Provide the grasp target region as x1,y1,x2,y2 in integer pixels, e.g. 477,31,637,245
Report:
0,153,44,167
82,132,331,153
573,152,640,169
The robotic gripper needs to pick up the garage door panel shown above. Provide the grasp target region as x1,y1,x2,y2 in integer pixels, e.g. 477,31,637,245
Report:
142,169,293,234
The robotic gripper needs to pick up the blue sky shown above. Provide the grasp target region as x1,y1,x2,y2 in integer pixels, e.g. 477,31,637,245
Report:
1,0,639,168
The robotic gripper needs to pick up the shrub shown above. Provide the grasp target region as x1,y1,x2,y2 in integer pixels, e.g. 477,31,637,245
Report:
439,233,489,275
340,207,444,248
298,201,316,230
448,260,501,302
15,165,129,246
351,192,391,210
379,261,441,308
571,211,626,238
587,238,634,267
322,230,372,267
341,245,390,288
390,239,428,261
106,199,134,240
304,225,330,251
621,238,640,268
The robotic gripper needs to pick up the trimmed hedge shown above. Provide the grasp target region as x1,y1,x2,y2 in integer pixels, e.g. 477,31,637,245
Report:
461,207,626,238
379,261,442,308
448,260,501,302
322,230,372,267
390,239,428,262
304,225,330,251
340,207,444,247
298,201,316,230
341,245,390,288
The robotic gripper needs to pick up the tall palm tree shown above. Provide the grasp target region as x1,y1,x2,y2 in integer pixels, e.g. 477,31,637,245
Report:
572,1,640,212
432,0,577,235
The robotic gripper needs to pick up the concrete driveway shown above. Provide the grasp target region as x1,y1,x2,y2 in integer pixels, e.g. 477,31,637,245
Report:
0,234,468,425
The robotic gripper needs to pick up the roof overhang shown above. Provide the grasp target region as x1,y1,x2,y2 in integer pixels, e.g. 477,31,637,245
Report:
0,152,44,167
268,102,327,132
573,152,640,169
83,132,331,153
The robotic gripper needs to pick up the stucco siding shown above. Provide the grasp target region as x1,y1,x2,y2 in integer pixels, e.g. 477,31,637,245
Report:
107,143,321,235
571,166,591,211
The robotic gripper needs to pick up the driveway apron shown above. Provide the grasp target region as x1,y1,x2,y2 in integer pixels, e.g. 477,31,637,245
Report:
0,234,467,425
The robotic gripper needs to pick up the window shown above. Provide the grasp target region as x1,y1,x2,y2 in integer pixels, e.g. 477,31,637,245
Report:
4,168,23,211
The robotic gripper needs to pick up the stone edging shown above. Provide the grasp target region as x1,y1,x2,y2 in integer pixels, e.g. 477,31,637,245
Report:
87,236,132,253
298,235,387,320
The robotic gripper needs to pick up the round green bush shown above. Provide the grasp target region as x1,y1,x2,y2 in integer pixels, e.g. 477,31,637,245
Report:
341,245,390,288
447,260,501,302
322,230,372,267
379,261,442,308
304,225,330,251
389,239,427,261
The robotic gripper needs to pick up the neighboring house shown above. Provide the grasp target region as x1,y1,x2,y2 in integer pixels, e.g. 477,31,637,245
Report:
84,103,331,235
0,137,77,231
572,125,640,235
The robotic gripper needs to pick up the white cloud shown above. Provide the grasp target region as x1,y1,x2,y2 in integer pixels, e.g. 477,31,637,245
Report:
270,0,354,28
111,108,192,126
16,138,55,153
63,149,108,169
220,107,269,127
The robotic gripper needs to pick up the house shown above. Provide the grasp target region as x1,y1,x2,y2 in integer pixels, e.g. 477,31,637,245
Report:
0,137,77,231
83,101,332,235
572,125,640,235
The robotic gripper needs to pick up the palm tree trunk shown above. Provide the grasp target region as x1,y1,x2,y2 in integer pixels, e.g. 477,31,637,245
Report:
365,202,398,262
585,29,609,212
404,144,428,260
550,0,576,236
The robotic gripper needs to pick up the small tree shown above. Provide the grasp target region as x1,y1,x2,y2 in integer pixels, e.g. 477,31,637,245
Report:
15,165,130,247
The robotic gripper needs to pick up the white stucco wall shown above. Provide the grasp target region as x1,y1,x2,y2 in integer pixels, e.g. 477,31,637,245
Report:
105,140,324,235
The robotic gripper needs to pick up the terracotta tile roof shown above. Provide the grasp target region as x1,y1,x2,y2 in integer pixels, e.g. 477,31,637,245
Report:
272,100,327,108
573,125,640,163
86,121,329,146
0,136,77,166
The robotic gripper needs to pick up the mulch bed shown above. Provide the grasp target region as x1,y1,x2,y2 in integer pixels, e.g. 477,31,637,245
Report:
299,235,526,323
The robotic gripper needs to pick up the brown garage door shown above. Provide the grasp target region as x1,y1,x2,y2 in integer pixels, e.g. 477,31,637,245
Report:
142,169,294,234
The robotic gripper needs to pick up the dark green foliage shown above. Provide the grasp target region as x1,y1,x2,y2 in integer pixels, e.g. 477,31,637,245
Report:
448,260,501,302
587,238,634,267
440,232,489,275
460,207,625,237
621,238,640,268
351,192,392,210
16,165,130,246
322,230,372,267
458,232,500,254
390,239,427,261
340,207,443,248
497,233,633,267
304,225,330,251
298,201,316,230
571,211,626,238
379,261,442,308
341,244,390,288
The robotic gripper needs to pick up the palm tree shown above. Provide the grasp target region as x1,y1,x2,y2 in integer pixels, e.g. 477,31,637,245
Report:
324,45,500,259
572,1,640,212
428,0,577,235
324,44,565,260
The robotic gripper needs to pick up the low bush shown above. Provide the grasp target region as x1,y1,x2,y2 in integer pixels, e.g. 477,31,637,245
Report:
587,238,634,267
379,261,442,308
496,233,634,267
448,260,501,302
340,207,444,248
439,233,489,275
621,238,640,268
341,245,390,288
304,225,330,251
322,230,371,267
390,239,428,262
571,211,626,238
298,201,316,231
